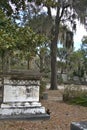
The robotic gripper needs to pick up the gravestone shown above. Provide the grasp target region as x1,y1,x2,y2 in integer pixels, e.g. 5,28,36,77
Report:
62,73,68,82
71,121,87,130
0,70,50,120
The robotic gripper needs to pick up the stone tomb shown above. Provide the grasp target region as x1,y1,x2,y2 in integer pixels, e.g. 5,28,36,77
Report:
0,71,50,120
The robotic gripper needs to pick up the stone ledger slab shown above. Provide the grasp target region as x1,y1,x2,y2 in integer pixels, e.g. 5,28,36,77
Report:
71,121,87,130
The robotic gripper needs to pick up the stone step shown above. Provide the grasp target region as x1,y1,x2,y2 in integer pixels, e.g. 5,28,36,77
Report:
0,113,50,121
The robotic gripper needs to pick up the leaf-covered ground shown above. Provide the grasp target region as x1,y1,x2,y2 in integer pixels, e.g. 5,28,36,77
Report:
0,90,87,130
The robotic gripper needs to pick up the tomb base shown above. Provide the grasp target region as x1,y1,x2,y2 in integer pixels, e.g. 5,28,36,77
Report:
0,113,50,121
0,101,50,120
0,102,45,115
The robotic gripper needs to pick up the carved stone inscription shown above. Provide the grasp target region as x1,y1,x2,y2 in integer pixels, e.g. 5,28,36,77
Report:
3,80,39,102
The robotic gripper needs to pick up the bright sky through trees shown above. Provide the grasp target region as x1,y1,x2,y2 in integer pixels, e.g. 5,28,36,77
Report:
43,7,87,51
74,21,87,50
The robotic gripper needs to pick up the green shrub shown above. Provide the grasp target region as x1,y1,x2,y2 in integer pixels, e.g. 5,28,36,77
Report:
40,80,46,98
63,84,87,106
70,96,87,107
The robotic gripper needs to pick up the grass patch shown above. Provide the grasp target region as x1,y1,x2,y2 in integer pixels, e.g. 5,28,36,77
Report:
70,96,87,107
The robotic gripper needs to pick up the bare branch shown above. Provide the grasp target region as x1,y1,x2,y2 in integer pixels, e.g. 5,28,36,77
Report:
59,4,70,20
47,6,52,19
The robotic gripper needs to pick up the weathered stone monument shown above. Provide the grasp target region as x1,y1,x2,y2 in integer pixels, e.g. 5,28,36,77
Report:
0,70,50,120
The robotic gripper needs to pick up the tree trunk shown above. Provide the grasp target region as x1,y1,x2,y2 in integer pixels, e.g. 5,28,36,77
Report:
8,57,11,71
1,52,5,102
50,17,60,90
50,37,58,90
6,53,11,71
40,53,44,73
27,56,30,70
1,51,6,73
1,54,4,73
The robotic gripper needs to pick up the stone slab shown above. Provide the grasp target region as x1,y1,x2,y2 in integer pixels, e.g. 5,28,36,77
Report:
71,121,87,130
4,84,39,102
0,113,50,121
1,102,41,108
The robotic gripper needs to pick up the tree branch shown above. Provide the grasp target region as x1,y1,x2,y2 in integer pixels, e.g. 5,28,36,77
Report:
59,4,70,20
47,6,52,19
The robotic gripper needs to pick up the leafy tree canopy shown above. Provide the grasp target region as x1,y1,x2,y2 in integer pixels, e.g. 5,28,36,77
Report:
0,8,48,58
0,9,16,52
0,0,87,24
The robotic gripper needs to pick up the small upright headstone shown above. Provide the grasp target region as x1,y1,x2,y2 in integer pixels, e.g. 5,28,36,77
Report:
43,92,48,100
71,121,87,130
